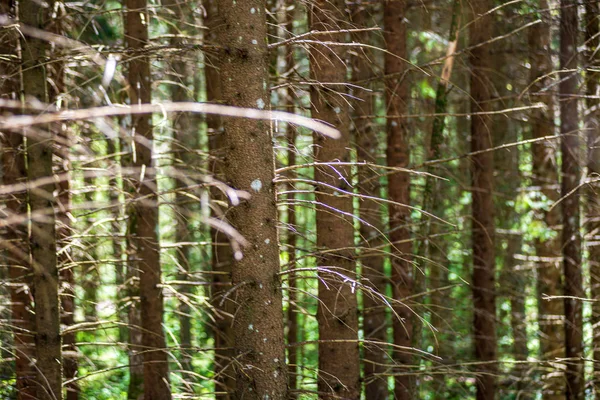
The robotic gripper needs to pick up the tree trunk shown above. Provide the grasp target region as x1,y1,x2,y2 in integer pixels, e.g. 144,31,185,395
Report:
205,0,236,397
384,1,413,398
528,3,565,398
559,1,584,399
309,1,360,399
124,0,171,396
283,2,299,396
164,0,197,377
585,2,600,397
19,0,63,398
424,1,460,396
469,1,497,399
1,1,37,395
48,12,79,397
214,0,288,398
352,3,388,399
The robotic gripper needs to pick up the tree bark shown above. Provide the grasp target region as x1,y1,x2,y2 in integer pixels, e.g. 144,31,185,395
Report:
559,1,584,399
469,1,497,399
585,2,600,397
1,1,37,395
205,0,236,397
384,1,413,398
214,0,288,398
528,3,565,398
124,0,171,397
309,1,360,399
351,3,388,399
19,0,63,397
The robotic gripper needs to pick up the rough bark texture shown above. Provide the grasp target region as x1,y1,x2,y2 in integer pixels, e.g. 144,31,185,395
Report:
124,0,172,397
352,3,388,399
309,1,360,399
214,0,288,398
383,1,413,398
528,3,565,398
205,0,236,397
559,1,583,399
585,2,600,397
19,0,63,398
1,1,37,395
469,1,497,399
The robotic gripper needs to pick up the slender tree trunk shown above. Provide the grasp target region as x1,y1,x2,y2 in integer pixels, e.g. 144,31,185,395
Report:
164,0,196,377
585,2,600,397
469,1,497,399
47,13,79,397
19,0,63,398
528,3,565,398
424,2,460,395
283,2,299,396
384,1,413,398
559,1,584,399
82,164,99,322
352,4,388,399
124,0,171,397
205,0,235,397
309,1,360,399
214,0,288,398
1,1,37,395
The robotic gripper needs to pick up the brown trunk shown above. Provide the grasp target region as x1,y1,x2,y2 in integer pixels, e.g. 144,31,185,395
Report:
214,0,287,398
309,1,360,399
352,4,388,400
205,0,235,397
19,0,63,397
560,1,584,399
124,0,171,397
48,12,79,396
1,1,37,395
425,2,460,396
585,2,600,397
164,0,196,377
283,2,299,396
384,1,413,398
469,1,497,399
528,3,565,398
121,122,144,399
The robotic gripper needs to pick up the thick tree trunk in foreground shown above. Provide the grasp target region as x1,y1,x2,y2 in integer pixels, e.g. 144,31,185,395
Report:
560,1,584,399
585,1,600,396
352,4,388,399
528,3,565,398
205,0,235,397
1,1,37,395
469,1,497,399
19,0,63,398
309,1,360,399
124,0,171,397
215,0,287,398
384,1,413,398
